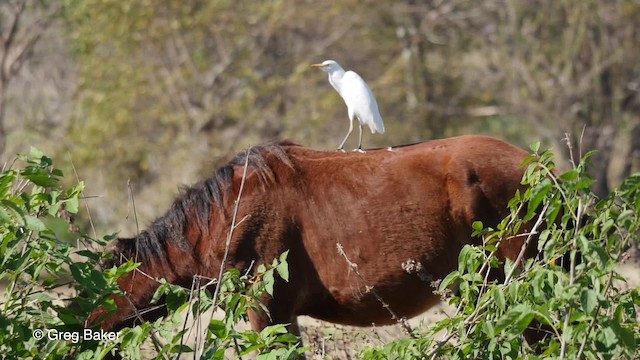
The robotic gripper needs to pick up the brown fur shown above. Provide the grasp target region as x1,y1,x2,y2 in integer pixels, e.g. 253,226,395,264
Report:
91,135,533,333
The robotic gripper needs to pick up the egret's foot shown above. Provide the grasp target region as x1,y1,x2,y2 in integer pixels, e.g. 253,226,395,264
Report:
337,148,346,153
353,148,366,154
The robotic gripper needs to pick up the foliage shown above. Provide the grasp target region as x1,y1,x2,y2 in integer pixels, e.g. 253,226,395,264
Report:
137,251,303,360
0,149,304,359
361,143,640,359
0,147,114,358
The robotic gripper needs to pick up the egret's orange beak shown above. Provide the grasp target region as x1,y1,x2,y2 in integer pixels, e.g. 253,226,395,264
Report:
310,63,324,68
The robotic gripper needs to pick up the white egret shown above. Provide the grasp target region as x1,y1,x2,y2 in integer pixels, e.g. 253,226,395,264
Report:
311,60,385,152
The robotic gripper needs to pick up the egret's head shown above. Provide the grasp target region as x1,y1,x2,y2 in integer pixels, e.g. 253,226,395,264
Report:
311,60,343,73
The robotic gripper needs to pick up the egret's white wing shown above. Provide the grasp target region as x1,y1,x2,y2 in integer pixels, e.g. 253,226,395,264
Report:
340,71,385,134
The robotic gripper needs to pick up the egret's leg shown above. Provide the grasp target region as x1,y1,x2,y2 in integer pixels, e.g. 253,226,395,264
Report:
355,123,365,153
337,117,354,152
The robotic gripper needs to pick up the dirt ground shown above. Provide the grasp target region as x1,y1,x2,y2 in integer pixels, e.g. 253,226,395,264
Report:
298,303,452,360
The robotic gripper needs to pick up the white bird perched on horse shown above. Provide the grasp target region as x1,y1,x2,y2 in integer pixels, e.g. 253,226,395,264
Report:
311,60,385,152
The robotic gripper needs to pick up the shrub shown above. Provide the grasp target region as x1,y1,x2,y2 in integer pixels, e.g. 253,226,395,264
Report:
0,149,305,359
362,143,640,359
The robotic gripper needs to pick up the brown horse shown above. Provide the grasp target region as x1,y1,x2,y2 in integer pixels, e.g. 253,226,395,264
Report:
91,135,536,334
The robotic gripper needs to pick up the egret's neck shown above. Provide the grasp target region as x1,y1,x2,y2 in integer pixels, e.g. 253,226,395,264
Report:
328,70,345,94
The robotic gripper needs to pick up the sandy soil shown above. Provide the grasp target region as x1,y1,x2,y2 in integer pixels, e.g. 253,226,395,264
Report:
298,303,453,360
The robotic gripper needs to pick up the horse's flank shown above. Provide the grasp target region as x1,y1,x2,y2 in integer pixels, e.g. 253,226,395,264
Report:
92,135,532,333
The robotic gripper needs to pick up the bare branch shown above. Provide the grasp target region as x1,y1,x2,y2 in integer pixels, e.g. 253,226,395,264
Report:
200,146,251,357
336,242,416,338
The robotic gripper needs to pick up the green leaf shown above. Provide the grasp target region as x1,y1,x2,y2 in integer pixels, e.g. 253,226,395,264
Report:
208,319,228,339
168,344,193,354
276,262,289,282
493,288,506,312
580,289,598,314
75,249,101,261
601,323,619,349
618,327,637,351
166,284,187,310
530,141,540,153
27,147,44,160
65,196,80,214
22,173,58,188
263,269,275,296
151,283,168,304
439,271,459,291
559,169,579,181
121,325,148,346
514,309,535,334
503,259,515,281
2,199,26,218
43,215,76,242
569,177,596,191
527,179,552,216
495,304,531,334
279,250,289,262
103,232,119,242
260,323,288,339
482,322,495,338
25,215,47,232
0,207,10,223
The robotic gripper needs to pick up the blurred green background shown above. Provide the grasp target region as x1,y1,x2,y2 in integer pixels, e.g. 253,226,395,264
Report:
1,0,639,233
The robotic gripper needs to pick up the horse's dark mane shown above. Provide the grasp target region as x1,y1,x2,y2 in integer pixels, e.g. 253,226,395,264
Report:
115,141,297,267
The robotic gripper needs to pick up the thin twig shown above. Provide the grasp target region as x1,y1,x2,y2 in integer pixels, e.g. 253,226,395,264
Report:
121,295,167,359
504,202,549,285
117,179,169,357
576,272,614,359
127,179,141,291
578,126,586,162
126,179,141,237
464,236,496,338
210,148,250,308
561,198,584,358
67,152,97,243
563,133,576,169
119,304,167,323
199,147,252,357
336,243,416,338
112,253,163,284
176,272,200,359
